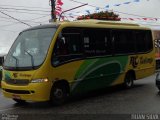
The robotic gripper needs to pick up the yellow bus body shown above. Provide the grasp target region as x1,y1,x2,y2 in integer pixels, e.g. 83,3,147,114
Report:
1,20,155,102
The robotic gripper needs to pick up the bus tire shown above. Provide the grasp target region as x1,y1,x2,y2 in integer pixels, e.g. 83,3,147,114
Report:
50,83,68,105
123,72,134,89
13,99,26,104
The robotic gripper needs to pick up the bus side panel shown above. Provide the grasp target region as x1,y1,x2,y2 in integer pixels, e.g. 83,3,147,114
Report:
134,54,155,80
50,51,155,95
128,51,155,80
70,56,128,94
112,52,155,85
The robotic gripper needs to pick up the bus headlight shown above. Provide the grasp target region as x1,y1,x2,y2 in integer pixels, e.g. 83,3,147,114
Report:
31,78,49,83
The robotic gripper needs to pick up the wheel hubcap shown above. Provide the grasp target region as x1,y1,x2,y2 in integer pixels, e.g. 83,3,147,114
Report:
54,88,63,99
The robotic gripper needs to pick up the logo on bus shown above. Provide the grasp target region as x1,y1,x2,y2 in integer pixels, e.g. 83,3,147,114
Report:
130,56,139,68
130,56,153,68
13,73,18,78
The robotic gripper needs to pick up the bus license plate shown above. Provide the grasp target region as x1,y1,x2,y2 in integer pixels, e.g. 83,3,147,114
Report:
13,94,21,99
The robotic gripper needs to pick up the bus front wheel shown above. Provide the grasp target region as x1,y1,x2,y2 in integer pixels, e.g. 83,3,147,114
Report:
124,73,134,88
50,84,68,105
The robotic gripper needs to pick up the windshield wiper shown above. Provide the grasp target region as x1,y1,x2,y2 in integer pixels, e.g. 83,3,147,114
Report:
11,55,19,68
25,50,35,69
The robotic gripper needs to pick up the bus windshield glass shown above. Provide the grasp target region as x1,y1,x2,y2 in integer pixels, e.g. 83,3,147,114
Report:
4,27,56,70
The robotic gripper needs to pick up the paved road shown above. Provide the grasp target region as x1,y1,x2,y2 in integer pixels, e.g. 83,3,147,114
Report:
0,74,160,119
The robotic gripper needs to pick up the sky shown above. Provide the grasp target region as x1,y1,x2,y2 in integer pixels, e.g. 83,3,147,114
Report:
0,0,160,54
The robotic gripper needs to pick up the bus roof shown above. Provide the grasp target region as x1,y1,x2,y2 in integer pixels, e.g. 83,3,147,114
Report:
24,20,151,31
72,19,140,26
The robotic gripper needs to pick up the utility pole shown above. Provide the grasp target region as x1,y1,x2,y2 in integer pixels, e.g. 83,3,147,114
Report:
51,0,56,22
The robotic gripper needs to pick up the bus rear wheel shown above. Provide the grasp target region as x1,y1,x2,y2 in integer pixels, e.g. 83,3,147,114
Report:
13,99,26,104
124,72,134,88
50,84,68,105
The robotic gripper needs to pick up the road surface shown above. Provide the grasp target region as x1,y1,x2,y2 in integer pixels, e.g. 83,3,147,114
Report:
0,74,160,120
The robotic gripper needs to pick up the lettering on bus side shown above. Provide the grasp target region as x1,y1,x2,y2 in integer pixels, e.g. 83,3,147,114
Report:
130,56,154,68
130,56,139,68
12,73,32,78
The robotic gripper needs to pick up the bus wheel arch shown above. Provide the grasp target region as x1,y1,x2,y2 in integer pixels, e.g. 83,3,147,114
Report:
123,70,136,88
50,80,70,105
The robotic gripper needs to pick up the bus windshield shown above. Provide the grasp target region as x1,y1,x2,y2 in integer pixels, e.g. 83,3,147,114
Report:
4,27,56,70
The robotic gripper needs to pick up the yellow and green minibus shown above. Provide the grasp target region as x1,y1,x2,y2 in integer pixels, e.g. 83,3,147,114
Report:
1,20,155,105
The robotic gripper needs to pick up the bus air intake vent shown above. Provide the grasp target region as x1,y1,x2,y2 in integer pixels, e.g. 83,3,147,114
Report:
5,79,29,86
3,89,31,94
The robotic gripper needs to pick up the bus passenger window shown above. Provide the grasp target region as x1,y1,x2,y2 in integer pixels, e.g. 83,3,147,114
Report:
83,29,96,56
83,28,112,57
52,28,83,66
95,29,111,56
113,30,134,54
135,30,153,53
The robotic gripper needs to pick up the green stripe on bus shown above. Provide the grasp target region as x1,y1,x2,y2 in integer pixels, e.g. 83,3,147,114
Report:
72,56,128,94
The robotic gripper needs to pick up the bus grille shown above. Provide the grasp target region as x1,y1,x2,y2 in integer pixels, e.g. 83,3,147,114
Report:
5,79,29,86
3,89,31,94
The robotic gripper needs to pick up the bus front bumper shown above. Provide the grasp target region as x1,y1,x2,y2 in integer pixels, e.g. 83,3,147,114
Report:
1,81,52,102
